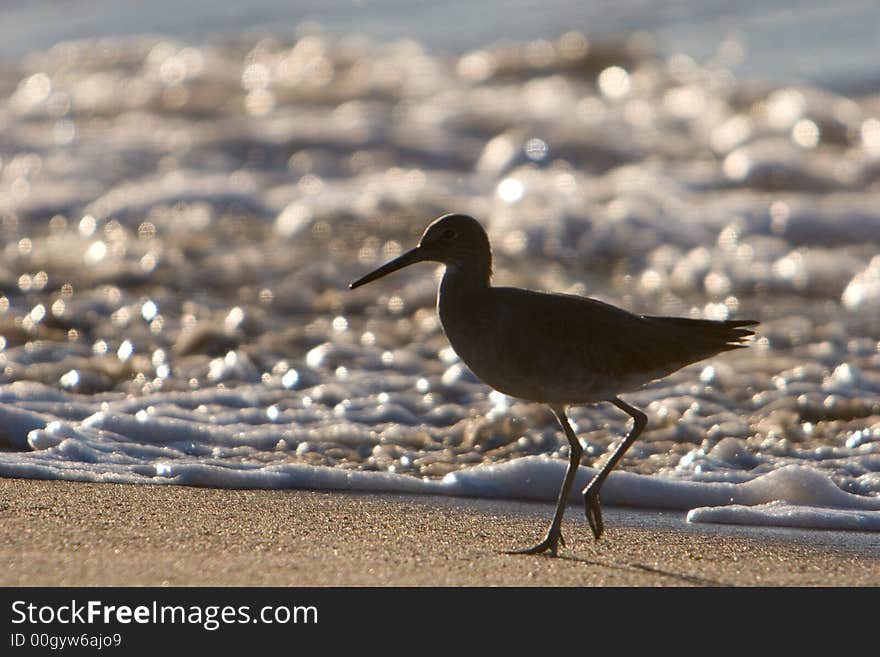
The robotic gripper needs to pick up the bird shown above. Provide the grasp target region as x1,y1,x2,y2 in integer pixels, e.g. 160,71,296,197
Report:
349,213,757,556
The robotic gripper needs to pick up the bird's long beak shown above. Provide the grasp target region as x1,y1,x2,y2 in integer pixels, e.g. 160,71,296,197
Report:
349,246,425,289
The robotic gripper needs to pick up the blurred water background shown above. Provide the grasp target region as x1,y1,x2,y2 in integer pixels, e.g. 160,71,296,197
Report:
3,0,879,92
0,0,879,530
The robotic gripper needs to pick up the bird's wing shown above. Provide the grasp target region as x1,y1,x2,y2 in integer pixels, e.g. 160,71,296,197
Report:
488,288,754,393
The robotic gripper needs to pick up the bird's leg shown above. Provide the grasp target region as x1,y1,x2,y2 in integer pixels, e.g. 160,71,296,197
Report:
509,406,583,557
581,397,647,541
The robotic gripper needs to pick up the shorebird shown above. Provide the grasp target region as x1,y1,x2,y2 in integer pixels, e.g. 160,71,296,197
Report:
350,214,757,556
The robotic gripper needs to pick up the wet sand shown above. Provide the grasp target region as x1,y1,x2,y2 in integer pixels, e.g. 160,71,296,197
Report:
1,477,877,586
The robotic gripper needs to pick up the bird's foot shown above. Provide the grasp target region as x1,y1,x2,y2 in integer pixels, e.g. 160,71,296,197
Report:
584,489,604,541
506,529,565,557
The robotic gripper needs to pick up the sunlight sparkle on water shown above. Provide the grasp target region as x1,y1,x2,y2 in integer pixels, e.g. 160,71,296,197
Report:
497,177,524,203
598,66,631,99
141,300,158,321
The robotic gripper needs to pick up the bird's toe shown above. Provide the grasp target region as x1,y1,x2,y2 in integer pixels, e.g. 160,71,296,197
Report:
507,530,565,557
584,491,604,541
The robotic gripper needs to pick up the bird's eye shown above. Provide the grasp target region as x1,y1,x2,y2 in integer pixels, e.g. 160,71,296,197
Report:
441,229,457,240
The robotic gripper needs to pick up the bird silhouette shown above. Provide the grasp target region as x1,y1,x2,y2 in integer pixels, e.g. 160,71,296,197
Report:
350,213,757,555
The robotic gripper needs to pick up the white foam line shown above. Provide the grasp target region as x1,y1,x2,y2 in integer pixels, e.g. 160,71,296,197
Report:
687,503,880,531
2,449,878,531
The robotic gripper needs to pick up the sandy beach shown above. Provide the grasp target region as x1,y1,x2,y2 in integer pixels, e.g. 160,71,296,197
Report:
0,477,877,587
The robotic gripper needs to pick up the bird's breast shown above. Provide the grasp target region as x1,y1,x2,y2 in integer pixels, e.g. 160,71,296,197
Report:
437,286,594,403
437,285,506,377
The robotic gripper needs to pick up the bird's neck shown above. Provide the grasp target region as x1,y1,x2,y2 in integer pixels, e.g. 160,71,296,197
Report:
438,262,491,336
439,260,492,298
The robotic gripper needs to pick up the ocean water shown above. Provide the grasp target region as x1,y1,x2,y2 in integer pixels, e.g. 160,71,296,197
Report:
0,2,879,533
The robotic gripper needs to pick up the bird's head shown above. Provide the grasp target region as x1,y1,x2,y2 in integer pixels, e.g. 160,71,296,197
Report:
349,214,491,289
